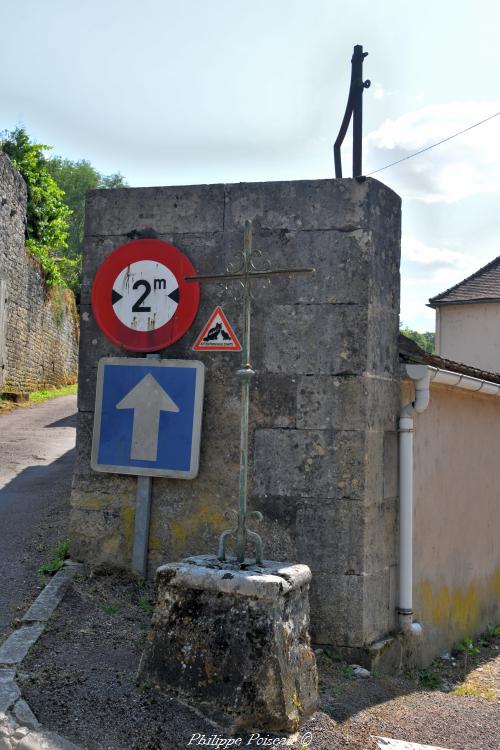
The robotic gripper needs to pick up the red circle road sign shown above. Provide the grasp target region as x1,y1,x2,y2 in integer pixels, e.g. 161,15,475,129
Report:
91,239,200,352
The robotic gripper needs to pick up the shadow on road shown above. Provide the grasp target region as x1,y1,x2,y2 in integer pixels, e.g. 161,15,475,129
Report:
0,448,75,637
45,413,78,429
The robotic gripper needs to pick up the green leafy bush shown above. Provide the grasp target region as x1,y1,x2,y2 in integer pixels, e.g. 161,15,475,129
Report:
400,323,435,353
1,128,73,286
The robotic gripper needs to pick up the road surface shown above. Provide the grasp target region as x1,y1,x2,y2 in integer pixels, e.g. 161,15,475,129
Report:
0,395,77,638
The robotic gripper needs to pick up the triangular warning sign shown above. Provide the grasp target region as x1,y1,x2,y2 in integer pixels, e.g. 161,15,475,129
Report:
193,306,242,351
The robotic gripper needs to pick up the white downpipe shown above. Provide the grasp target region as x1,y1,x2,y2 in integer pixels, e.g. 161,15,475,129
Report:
397,361,500,636
398,364,430,637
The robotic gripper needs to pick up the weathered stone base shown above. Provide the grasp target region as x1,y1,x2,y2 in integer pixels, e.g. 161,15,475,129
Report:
322,632,426,674
138,555,318,732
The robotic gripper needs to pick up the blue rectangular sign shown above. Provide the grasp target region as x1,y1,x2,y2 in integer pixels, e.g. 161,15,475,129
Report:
91,357,205,478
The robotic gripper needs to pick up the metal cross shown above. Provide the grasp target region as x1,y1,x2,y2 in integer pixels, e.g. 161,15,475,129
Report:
185,220,314,566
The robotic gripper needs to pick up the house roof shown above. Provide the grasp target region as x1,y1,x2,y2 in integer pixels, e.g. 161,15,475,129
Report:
428,255,500,307
399,333,500,384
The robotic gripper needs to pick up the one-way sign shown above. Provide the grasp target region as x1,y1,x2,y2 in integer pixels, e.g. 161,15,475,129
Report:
91,357,205,478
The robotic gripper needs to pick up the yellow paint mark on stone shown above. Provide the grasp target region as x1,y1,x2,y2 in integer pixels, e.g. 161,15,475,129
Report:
72,495,110,511
122,504,135,553
171,504,226,558
148,534,162,552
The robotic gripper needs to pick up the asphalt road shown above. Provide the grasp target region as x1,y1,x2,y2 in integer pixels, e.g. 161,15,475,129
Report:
0,395,77,638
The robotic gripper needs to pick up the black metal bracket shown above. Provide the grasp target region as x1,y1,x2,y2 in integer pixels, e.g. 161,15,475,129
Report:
334,45,371,178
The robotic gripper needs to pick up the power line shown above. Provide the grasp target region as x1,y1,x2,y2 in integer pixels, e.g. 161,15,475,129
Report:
365,111,500,176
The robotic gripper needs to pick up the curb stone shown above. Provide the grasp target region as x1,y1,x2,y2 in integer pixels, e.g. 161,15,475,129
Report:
0,563,87,750
374,736,455,750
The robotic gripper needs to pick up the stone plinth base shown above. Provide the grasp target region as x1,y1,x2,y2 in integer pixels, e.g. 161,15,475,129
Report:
138,555,318,732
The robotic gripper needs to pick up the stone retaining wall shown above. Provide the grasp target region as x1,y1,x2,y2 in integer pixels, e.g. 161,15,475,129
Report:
0,153,78,393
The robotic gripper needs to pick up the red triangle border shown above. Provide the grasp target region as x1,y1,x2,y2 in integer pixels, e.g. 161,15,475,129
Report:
192,306,242,351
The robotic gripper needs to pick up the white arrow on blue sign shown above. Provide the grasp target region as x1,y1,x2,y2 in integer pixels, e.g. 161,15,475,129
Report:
91,357,205,478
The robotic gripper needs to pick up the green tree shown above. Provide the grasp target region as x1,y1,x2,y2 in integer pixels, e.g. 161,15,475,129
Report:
46,158,126,290
1,127,71,286
400,323,435,353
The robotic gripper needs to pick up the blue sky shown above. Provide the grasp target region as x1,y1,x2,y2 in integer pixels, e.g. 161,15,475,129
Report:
2,0,499,330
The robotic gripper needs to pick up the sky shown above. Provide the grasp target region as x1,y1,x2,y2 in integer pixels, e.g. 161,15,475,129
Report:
1,0,499,331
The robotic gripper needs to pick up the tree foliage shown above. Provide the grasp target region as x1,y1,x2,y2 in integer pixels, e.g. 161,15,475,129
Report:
46,158,126,294
1,127,127,294
1,127,71,286
400,324,435,353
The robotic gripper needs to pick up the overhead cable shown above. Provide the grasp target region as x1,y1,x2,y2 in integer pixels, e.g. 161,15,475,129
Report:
365,111,500,176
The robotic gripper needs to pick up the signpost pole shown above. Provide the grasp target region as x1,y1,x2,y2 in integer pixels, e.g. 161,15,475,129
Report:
132,352,160,577
132,475,153,577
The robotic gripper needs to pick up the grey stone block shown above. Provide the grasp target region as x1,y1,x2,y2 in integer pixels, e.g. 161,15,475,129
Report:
16,730,85,750
363,499,398,573
225,178,370,231
85,184,225,237
364,429,385,505
362,568,396,643
366,307,400,377
297,375,398,431
0,625,45,666
309,571,365,646
253,429,366,500
295,496,398,579
22,567,76,623
383,431,399,499
219,228,373,307
12,700,40,731
138,556,317,731
310,567,396,647
257,304,367,375
295,499,364,573
0,670,19,713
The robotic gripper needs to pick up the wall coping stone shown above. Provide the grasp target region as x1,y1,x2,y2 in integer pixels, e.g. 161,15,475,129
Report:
157,555,312,598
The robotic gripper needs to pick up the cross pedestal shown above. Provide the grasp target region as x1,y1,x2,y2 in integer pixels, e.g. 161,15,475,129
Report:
138,556,318,732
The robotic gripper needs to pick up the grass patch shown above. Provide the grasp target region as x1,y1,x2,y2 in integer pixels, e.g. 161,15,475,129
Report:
453,683,497,700
419,669,442,690
337,664,355,680
38,541,70,576
99,602,122,616
137,595,153,616
29,383,77,403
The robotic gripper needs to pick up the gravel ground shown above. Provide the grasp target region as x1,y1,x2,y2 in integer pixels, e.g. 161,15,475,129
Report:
18,572,500,750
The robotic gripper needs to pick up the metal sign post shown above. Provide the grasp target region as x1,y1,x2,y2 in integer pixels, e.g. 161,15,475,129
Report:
91,239,203,577
133,352,158,577
186,220,314,565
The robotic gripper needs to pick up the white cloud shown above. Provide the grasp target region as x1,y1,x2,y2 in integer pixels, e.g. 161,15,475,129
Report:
402,236,476,272
365,101,500,203
400,236,480,330
372,82,386,101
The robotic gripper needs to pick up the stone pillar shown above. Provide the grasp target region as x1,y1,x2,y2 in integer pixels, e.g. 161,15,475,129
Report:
138,556,317,732
71,178,401,658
